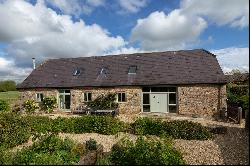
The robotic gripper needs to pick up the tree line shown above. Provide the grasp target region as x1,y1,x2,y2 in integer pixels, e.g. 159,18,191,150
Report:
0,80,17,92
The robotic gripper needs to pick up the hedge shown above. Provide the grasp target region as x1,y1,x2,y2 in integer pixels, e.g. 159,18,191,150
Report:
110,136,185,165
131,117,212,140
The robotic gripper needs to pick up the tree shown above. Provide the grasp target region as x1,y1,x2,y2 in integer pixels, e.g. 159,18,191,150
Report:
0,80,16,92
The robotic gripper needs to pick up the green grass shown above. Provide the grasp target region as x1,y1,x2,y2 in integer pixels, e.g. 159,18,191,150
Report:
0,91,20,104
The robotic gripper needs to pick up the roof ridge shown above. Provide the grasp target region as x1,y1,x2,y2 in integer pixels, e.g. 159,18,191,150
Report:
44,48,207,61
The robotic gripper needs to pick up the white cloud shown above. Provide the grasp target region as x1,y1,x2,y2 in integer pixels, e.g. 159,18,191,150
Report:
130,0,248,51
0,0,125,67
180,0,249,28
118,0,148,14
211,47,249,73
0,0,127,81
131,10,207,51
46,0,105,16
107,46,146,55
0,57,32,82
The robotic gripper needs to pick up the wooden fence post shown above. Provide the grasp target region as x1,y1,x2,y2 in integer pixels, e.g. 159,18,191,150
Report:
238,107,242,124
245,110,249,130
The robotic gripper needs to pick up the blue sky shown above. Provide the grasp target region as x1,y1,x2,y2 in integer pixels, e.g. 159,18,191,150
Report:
0,0,249,82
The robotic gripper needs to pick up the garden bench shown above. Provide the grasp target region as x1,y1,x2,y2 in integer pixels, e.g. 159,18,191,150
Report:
73,105,119,117
73,104,92,114
90,109,119,117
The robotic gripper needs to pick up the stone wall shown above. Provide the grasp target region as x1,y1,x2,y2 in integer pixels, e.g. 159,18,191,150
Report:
71,87,142,114
19,84,227,117
178,84,227,118
19,88,59,111
19,87,142,114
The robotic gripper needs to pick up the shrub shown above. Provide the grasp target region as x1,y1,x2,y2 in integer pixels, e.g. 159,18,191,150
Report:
12,134,80,165
42,96,57,113
23,115,125,135
0,100,10,112
110,136,185,165
96,154,112,165
86,138,97,151
86,93,118,110
132,117,212,140
25,115,54,134
0,112,31,149
227,83,249,110
71,143,86,156
72,115,125,135
52,117,74,133
23,100,39,114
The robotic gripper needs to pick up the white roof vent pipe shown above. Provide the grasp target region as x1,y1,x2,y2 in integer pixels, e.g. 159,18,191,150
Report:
32,58,36,69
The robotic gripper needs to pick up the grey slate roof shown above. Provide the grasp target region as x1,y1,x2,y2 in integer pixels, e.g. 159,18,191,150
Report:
17,49,227,89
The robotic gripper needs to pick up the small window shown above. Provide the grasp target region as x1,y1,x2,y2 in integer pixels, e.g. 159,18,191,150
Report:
151,87,168,92
143,105,150,112
169,106,177,113
100,68,107,75
117,92,126,102
143,94,149,104
36,93,43,102
128,66,137,74
73,69,81,76
83,92,92,102
169,93,176,104
142,87,150,92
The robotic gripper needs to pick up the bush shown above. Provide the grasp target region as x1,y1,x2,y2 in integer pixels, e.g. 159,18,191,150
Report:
23,100,39,114
22,115,125,135
132,117,212,140
0,112,31,149
25,115,54,134
110,136,185,165
227,83,249,110
86,138,97,151
86,93,118,110
12,134,80,165
0,100,10,112
42,96,57,113
72,115,125,135
96,154,112,165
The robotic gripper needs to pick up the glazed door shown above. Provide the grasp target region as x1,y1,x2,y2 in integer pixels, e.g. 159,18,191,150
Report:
150,94,168,112
58,90,71,110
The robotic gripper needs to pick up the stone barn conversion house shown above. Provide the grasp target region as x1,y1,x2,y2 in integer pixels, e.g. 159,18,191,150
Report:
17,49,227,118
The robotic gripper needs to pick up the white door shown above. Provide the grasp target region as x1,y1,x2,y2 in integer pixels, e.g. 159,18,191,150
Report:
150,94,168,112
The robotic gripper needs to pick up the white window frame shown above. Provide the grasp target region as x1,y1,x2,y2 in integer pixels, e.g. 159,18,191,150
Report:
83,92,92,102
142,87,177,112
36,93,43,102
117,92,127,103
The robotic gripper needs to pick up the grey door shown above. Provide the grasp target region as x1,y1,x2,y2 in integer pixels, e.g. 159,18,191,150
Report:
150,94,168,112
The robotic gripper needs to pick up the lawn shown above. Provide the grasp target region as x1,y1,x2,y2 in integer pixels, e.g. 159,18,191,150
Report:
0,91,20,104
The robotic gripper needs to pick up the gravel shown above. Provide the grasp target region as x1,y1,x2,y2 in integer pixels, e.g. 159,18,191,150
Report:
12,113,249,165
59,132,137,152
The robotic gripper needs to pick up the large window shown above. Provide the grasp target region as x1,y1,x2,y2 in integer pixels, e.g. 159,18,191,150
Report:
117,92,126,103
142,87,177,113
83,92,92,102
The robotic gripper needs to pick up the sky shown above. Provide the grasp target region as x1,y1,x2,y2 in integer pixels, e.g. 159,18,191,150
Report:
0,0,249,82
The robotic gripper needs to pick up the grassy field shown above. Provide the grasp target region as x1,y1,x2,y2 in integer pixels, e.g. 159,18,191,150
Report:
0,91,20,104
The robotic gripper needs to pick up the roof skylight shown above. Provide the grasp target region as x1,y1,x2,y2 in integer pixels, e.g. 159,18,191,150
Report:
128,66,137,74
73,69,81,76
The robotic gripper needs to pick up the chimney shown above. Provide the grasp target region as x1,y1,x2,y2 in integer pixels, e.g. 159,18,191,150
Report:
32,58,36,69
